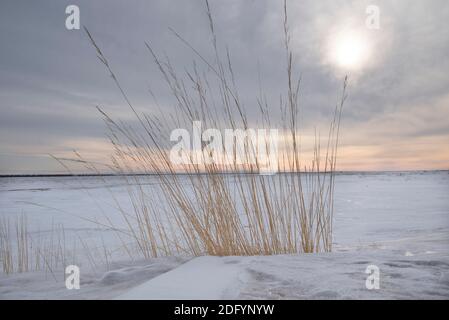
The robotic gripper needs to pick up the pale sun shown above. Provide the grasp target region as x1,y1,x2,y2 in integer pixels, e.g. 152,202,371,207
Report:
329,31,371,70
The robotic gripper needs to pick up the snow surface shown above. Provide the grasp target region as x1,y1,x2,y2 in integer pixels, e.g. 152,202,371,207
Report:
1,171,448,299
117,256,247,300
118,248,449,300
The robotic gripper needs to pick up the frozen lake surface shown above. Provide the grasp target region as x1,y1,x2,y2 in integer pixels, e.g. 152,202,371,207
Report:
0,171,448,299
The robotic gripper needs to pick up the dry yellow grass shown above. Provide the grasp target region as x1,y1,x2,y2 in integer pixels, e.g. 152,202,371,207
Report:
80,0,347,258
0,215,74,277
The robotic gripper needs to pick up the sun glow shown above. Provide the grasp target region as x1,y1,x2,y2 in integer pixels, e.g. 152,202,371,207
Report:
329,30,371,70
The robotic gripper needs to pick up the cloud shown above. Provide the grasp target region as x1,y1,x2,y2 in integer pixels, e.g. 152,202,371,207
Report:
0,0,448,173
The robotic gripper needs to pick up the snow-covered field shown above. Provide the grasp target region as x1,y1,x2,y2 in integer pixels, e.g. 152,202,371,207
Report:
0,171,448,299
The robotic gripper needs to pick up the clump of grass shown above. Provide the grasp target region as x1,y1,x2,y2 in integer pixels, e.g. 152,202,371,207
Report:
0,215,81,277
0,217,14,274
15,214,29,272
81,0,346,258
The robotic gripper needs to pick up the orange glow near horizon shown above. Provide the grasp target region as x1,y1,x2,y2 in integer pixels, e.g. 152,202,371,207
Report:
39,134,449,174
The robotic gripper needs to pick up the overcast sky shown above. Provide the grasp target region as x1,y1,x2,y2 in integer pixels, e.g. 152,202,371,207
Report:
1,0,448,173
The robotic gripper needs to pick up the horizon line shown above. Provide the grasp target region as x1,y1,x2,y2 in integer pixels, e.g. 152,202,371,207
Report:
1,169,448,178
